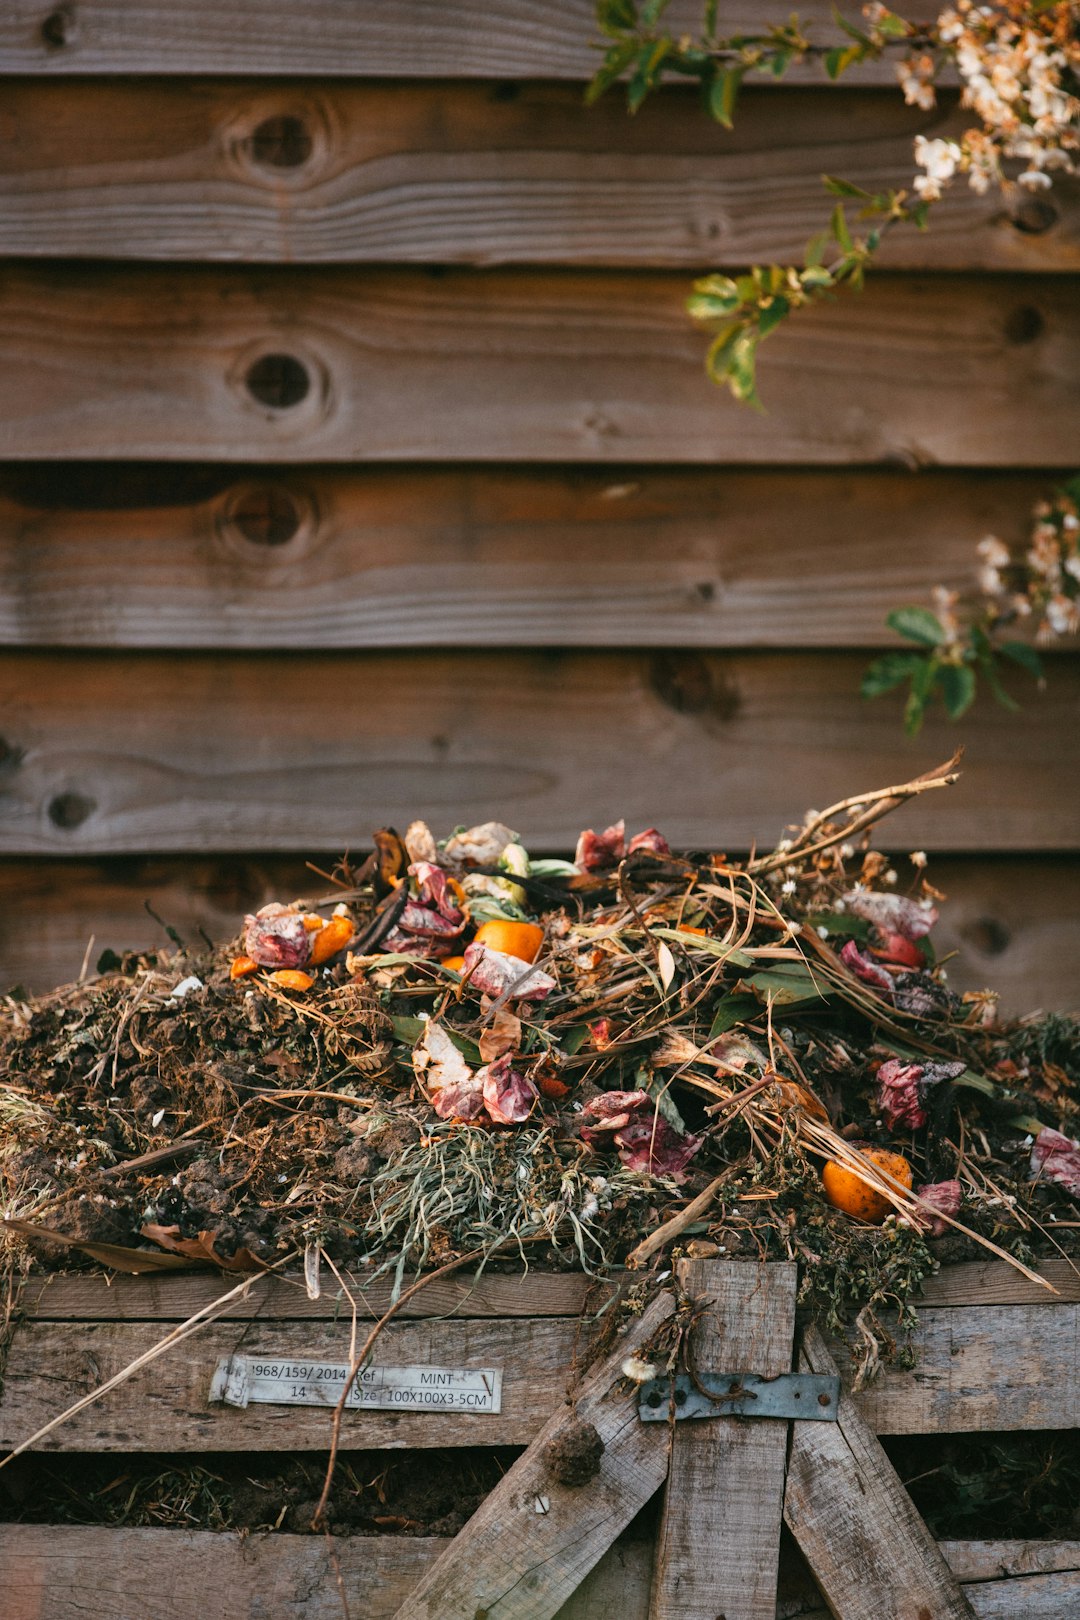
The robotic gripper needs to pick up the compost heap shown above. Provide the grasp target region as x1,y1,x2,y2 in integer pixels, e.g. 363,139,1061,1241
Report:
3,754,1080,1373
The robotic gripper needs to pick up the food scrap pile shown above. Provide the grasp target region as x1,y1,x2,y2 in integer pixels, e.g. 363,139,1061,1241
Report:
3,756,1080,1373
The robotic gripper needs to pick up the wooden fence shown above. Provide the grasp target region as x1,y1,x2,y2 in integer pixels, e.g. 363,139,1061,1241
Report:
0,1,1077,1008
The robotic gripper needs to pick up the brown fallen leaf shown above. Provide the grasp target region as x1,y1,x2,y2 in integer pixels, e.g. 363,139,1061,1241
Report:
140,1223,269,1273
3,1218,201,1274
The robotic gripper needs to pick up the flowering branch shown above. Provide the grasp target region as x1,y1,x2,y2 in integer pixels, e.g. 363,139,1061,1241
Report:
862,476,1080,733
590,0,1080,405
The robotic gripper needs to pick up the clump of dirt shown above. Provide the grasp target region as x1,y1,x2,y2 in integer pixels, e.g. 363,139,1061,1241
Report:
545,1419,605,1486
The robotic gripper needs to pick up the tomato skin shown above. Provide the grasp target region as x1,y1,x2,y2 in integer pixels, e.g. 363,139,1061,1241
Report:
473,920,545,963
441,956,466,973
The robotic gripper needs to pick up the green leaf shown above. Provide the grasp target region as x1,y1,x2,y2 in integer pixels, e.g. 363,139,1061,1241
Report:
560,1023,590,1055
528,857,579,877
740,967,828,1008
861,650,921,698
999,640,1044,679
586,39,641,101
824,42,863,77
903,689,926,737
640,0,671,24
704,0,719,37
596,0,640,38
982,657,1021,713
877,9,911,37
757,293,790,338
823,175,872,199
646,1074,687,1132
708,992,760,1038
651,927,752,967
937,661,976,720
806,912,871,942
886,605,948,647
799,264,834,290
830,203,853,252
708,65,744,127
831,4,871,43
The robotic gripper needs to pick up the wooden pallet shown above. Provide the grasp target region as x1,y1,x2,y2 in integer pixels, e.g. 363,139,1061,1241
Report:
2,1258,1079,1620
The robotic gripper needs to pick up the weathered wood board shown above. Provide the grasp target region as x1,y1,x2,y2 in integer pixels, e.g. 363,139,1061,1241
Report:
0,1,941,80
832,1303,1080,1434
0,1526,654,1620
15,1260,1080,1325
0,266,1076,465
2,1529,1076,1620
651,1259,797,1620
1,649,1078,857
2,852,1077,1014
18,1269,616,1323
389,1291,674,1620
2,83,1075,270
785,1328,975,1620
0,1316,582,1452
1,466,1069,651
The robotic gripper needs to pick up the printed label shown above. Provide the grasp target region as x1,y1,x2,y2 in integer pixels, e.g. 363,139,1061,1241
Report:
208,1354,501,1414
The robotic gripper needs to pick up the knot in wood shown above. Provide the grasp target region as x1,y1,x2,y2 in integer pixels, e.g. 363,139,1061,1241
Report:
544,1419,604,1487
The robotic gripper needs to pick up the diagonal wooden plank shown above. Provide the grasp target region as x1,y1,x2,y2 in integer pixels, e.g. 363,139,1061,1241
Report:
392,1289,675,1620
650,1259,797,1620
784,1326,975,1620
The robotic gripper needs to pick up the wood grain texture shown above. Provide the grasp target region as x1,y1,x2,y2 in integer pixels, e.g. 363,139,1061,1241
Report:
785,1326,975,1620
832,1303,1080,1434
787,1573,1080,1620
0,265,1077,465
0,1,926,80
939,1541,1080,1581
0,1526,653,1620
0,1316,583,1452
15,1261,1080,1324
0,649,1077,857
2,82,1074,270
2,465,1072,651
651,1259,796,1620
17,1268,617,1322
391,1290,674,1620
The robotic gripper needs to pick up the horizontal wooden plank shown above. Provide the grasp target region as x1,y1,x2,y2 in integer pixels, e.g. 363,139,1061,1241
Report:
0,1317,581,1452
1,852,1077,1014
0,1,924,80
833,1303,1080,1434
0,266,1076,465
779,1540,1080,1620
0,649,1077,858
2,82,1074,270
4,1299,1077,1452
4,1529,1077,1620
0,1527,653,1620
2,466,1071,651
15,1263,1080,1324
18,1269,616,1322
915,1260,1080,1309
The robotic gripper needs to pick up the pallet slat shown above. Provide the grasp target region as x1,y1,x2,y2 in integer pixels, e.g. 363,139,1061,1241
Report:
15,1261,1080,1324
2,83,1075,270
833,1304,1080,1434
0,466,1068,652
0,1526,653,1620
0,1,930,80
0,266,1077,465
651,1259,796,1620
0,1317,583,1452
0,649,1077,857
2,853,1077,1014
3,1300,1077,1453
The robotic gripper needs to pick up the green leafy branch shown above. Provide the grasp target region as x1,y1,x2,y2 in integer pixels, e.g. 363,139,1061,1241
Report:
687,180,928,407
862,475,1080,734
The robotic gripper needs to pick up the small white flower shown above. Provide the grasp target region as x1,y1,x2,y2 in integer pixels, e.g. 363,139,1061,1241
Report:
884,869,898,886
1018,169,1053,190
817,925,830,940
781,879,797,896
909,850,928,869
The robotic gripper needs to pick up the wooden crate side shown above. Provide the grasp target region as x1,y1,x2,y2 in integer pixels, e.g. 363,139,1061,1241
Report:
0,1525,653,1620
0,266,1076,466
1,649,1079,857
832,1303,1080,1434
1,466,1069,652
651,1259,798,1620
0,1317,582,1452
1,82,1073,271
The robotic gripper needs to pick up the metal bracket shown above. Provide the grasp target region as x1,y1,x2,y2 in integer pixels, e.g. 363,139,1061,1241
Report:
638,1371,841,1423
